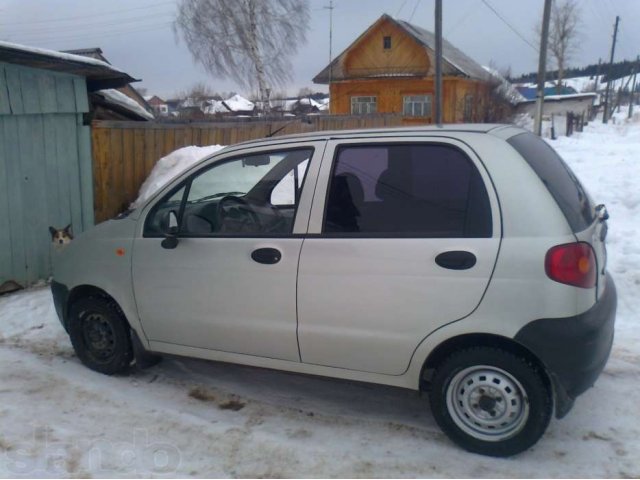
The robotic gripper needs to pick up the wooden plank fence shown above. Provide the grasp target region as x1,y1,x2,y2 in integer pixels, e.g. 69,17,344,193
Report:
91,114,405,222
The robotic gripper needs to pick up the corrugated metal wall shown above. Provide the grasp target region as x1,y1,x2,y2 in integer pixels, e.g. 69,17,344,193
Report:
0,62,93,287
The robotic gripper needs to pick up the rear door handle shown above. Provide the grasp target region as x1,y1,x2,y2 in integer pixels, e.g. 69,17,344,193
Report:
435,250,476,270
251,248,282,265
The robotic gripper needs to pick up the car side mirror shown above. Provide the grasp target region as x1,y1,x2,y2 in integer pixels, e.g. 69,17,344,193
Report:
161,210,179,249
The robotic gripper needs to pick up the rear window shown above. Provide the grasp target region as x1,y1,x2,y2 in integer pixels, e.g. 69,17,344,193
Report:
507,132,594,232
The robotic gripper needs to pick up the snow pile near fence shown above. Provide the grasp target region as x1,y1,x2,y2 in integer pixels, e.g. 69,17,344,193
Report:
131,145,225,208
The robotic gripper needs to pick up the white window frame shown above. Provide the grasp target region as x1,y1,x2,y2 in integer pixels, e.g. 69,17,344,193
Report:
403,95,432,117
351,96,377,115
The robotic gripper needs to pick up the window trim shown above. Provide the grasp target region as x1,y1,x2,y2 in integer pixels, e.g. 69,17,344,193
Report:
319,141,494,239
402,94,432,117
142,146,315,239
350,96,377,115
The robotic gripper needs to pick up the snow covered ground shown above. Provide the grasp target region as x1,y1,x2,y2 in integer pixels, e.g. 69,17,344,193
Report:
1,117,640,477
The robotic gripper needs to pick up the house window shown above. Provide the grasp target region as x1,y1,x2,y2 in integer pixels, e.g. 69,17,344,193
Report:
403,95,432,117
383,36,392,49
464,95,474,122
351,96,377,115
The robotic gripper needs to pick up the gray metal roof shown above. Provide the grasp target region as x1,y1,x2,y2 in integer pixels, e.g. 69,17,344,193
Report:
313,14,490,84
0,41,137,91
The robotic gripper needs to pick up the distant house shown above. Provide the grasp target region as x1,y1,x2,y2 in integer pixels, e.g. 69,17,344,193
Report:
64,47,153,120
0,41,136,288
203,94,255,117
145,95,169,117
312,14,493,123
271,97,323,115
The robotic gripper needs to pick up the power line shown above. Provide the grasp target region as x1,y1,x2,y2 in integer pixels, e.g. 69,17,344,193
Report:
1,12,175,37
446,0,480,36
408,0,423,22
0,1,175,26
395,0,410,18
480,0,538,52
3,22,173,45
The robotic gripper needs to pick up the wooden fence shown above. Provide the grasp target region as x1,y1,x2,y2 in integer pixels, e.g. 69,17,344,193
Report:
91,114,405,222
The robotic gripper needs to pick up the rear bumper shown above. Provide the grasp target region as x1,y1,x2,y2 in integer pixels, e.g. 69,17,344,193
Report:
515,273,617,418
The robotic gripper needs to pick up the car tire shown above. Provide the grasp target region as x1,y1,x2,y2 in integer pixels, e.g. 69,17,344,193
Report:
68,297,133,375
429,346,552,457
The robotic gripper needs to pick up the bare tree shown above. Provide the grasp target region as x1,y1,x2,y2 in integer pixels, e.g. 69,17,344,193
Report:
175,0,310,109
537,0,581,93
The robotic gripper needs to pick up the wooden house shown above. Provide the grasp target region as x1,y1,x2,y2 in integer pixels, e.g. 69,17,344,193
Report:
313,14,493,124
0,41,135,289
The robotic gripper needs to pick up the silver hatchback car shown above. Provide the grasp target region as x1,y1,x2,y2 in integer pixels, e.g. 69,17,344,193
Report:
52,125,616,456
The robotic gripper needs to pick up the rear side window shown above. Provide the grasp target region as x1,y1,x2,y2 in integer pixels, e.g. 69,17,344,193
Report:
507,132,594,232
323,144,492,237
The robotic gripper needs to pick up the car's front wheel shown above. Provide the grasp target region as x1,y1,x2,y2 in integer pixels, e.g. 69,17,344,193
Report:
429,347,552,457
68,297,133,375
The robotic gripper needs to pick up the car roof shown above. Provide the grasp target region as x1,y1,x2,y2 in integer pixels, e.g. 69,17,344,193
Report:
230,123,526,149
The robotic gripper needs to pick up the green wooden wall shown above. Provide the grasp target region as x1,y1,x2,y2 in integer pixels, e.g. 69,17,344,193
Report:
0,62,93,287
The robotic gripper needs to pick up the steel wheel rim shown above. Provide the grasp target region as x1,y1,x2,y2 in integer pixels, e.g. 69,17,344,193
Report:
82,312,116,362
446,365,529,442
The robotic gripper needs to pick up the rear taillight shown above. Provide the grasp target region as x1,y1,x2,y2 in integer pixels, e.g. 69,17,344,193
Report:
545,242,597,288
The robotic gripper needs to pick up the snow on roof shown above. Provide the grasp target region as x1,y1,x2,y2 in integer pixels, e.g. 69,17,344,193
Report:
517,92,597,104
96,89,154,120
0,40,124,72
204,100,231,114
224,94,254,111
482,66,526,104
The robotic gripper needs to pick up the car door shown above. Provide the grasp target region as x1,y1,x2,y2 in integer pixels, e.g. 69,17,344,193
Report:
297,138,501,375
132,142,324,361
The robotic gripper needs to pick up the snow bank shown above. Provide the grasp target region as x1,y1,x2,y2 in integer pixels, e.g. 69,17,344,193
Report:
131,145,225,208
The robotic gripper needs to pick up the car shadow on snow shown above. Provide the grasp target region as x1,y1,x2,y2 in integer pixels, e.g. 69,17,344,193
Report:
142,353,437,433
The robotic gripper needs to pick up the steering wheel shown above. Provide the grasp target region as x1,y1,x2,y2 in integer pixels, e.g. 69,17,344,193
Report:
216,195,262,232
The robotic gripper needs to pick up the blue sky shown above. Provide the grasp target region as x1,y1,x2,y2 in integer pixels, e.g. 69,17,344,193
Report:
1,0,639,98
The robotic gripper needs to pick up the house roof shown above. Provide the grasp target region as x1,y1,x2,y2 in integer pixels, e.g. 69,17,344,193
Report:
0,41,137,91
313,14,489,84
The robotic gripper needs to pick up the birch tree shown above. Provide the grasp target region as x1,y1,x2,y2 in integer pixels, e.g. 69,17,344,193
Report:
175,0,310,110
537,0,580,93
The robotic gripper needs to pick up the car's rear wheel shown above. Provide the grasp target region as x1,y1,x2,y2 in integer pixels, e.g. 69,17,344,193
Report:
429,347,552,457
68,297,133,375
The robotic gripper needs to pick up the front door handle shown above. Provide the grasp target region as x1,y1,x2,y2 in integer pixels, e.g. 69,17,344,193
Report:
251,248,282,265
435,250,476,270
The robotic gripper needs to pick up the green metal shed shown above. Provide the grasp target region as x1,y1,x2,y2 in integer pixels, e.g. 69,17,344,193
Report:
0,42,136,289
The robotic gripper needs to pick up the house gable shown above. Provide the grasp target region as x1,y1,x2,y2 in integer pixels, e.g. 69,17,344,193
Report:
343,18,430,79
313,14,489,84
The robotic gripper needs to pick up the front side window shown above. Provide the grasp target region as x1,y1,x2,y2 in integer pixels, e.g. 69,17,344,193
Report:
351,96,377,115
403,95,432,117
323,144,492,237
145,148,312,237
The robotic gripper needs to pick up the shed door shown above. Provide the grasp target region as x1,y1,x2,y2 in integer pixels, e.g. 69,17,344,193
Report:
297,140,501,375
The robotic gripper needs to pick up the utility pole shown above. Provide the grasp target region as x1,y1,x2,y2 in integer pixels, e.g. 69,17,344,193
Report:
603,15,620,124
534,0,552,137
434,0,443,125
324,0,334,111
594,58,601,92
629,55,639,119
